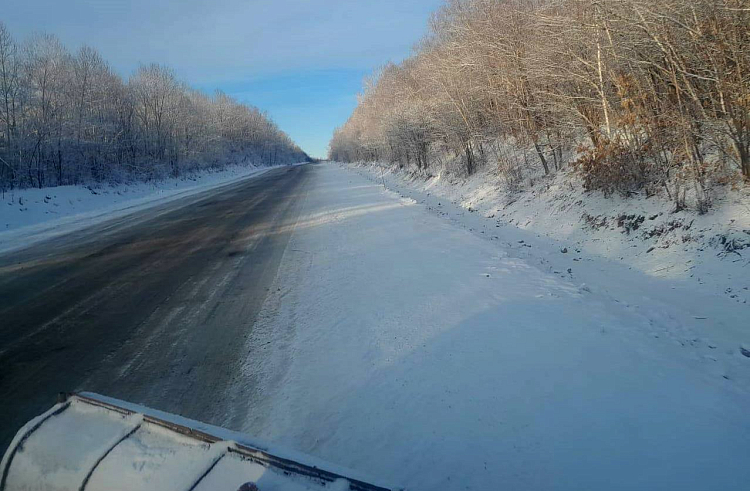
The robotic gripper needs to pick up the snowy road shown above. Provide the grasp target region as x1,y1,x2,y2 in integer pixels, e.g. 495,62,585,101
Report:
2,162,748,490
0,164,312,454
228,163,750,491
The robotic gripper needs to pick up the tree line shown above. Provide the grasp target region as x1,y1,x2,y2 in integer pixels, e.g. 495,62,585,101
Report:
329,0,749,211
0,23,308,191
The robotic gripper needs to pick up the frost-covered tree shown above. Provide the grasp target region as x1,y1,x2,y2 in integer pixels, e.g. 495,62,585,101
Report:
0,22,308,192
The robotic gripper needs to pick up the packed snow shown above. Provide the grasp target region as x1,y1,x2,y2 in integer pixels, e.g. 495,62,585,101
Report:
0,164,277,254
350,162,750,308
227,163,750,491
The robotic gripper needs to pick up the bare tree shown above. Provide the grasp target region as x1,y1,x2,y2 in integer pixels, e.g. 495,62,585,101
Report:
331,0,750,211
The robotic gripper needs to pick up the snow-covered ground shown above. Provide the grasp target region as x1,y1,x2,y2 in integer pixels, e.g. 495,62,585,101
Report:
0,164,279,254
351,162,750,307
229,163,750,491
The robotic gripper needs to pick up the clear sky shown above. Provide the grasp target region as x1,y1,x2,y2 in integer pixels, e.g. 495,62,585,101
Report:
4,0,443,158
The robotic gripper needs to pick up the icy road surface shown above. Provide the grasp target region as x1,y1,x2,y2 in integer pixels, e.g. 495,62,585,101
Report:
0,165,311,454
227,163,750,491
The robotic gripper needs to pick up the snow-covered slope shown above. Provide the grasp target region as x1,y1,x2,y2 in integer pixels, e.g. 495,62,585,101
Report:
227,163,750,491
350,162,750,307
0,164,278,254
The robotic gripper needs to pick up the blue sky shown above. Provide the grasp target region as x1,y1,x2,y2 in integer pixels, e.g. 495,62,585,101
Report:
5,0,443,158
197,69,369,160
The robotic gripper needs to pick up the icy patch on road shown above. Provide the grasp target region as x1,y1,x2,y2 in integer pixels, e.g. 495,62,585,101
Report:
230,163,750,491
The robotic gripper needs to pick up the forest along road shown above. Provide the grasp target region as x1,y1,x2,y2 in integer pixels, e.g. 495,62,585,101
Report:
0,164,312,454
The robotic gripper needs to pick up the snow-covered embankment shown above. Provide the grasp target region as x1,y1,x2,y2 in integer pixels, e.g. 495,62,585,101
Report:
0,164,275,253
349,162,750,307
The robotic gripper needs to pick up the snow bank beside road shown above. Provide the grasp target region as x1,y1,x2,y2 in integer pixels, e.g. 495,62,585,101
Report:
0,164,277,253
351,163,750,307
230,163,750,491
350,161,750,386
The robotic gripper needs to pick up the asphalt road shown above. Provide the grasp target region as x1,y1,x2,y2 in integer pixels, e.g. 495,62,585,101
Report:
0,164,312,453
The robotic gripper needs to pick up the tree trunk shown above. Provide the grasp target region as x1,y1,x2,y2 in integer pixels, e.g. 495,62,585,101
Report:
533,141,550,175
738,141,750,180
465,142,474,175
